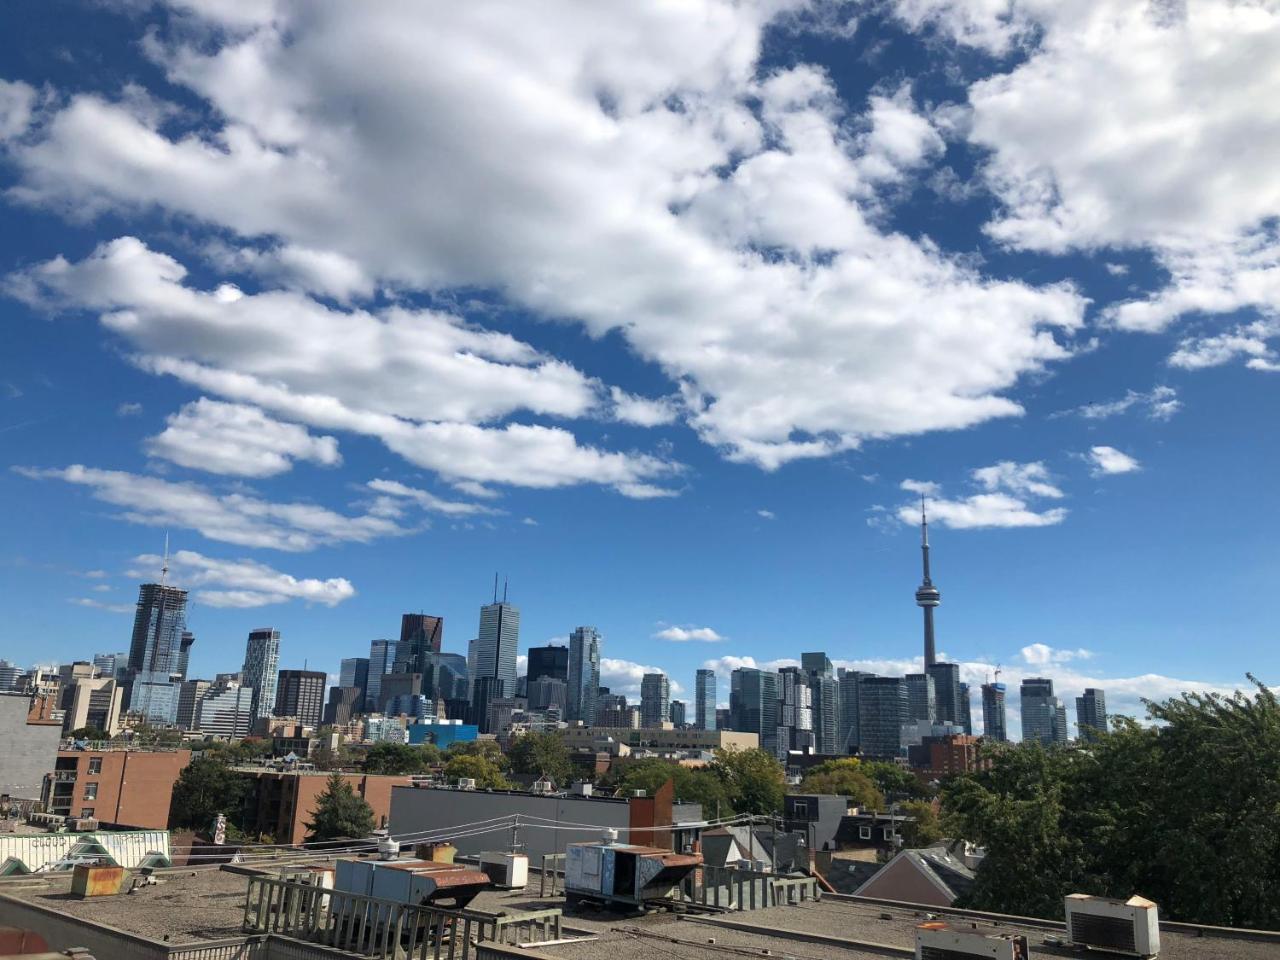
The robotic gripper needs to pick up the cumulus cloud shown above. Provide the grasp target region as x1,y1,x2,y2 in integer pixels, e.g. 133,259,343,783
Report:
129,549,355,607
146,398,341,477
0,79,36,141
1020,642,1093,666
894,461,1068,529
16,464,406,551
1167,319,1280,372
365,478,501,517
1055,386,1181,421
653,625,725,643
4,2,1084,471
608,388,680,428
1087,445,1141,476
68,596,133,614
116,401,143,417
756,509,775,520
600,657,684,698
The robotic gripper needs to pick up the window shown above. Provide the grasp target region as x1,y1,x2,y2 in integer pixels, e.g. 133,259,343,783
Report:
80,808,95,819
859,826,872,840
792,800,811,818
87,757,102,775
83,783,98,801
883,828,899,840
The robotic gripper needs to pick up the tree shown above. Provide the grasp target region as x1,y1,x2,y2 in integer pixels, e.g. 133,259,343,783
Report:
605,758,736,816
446,740,509,767
898,800,943,848
364,741,439,775
169,755,248,831
711,747,785,816
796,759,884,809
69,725,109,741
444,753,513,790
942,678,1280,929
304,773,375,843
506,731,572,785
861,760,931,800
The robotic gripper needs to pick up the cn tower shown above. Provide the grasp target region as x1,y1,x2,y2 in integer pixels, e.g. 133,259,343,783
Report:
915,496,941,667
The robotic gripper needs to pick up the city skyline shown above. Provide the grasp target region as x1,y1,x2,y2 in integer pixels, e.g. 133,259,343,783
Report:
1,2,1275,737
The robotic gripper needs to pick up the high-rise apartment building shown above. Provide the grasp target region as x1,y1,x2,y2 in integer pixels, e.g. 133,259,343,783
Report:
857,675,907,758
274,669,325,727
395,614,443,675
176,679,211,730
981,682,1008,742
803,653,839,755
926,662,962,726
241,628,281,720
0,659,25,691
567,626,601,725
175,631,195,681
527,645,570,683
93,652,128,682
528,677,568,712
196,678,255,738
1076,688,1108,736
640,673,670,728
669,699,687,726
730,668,779,755
127,582,189,675
1020,677,1065,745
838,669,866,753
905,673,937,724
777,666,814,758
959,682,973,735
695,669,716,732
366,639,396,712
801,652,833,678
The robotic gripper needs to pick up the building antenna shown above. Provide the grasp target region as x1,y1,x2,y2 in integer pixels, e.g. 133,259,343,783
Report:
161,531,170,587
503,577,508,603
493,572,499,604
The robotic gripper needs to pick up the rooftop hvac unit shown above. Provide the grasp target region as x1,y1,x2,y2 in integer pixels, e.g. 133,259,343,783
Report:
457,778,477,790
531,778,555,795
915,923,1030,960
478,851,529,889
1064,894,1160,958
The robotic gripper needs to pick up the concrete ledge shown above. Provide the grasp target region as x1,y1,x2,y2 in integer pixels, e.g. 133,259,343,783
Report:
678,914,912,957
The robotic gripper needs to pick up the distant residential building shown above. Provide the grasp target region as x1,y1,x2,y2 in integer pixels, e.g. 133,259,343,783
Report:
777,666,814,758
981,682,1008,742
237,770,413,844
925,662,962,726
959,682,973,735
274,670,325,727
695,669,716,732
195,679,255,738
92,652,128,683
528,645,570,683
668,699,687,726
241,628,281,720
1076,688,1108,736
567,626,601,725
838,669,866,753
715,707,731,731
640,672,670,728
596,692,630,727
176,679,211,730
57,662,97,716
908,733,983,777
339,657,370,708
64,677,123,736
809,673,840,755
730,667,780,755
905,673,937,725
1020,677,1066,745
127,671,181,725
366,639,397,712
0,659,23,691
43,746,191,828
857,675,907,758
407,718,478,749
559,726,758,753
365,715,409,744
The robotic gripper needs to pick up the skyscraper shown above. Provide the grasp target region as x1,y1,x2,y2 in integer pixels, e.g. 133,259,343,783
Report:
127,582,189,675
395,614,443,674
366,639,396,712
668,699,686,726
527,645,569,683
474,584,519,692
1076,688,1108,736
730,668,779,755
857,675,908,758
981,682,1008,742
240,628,281,720
778,666,814,758
803,652,839,754
640,672,670,728
195,678,255,738
905,673,937,724
274,669,326,727
838,669,866,753
801,652,833,678
695,669,716,732
1020,677,1064,745
959,682,973,735
175,631,195,681
915,498,942,667
567,626,601,725
339,657,370,706
926,661,962,726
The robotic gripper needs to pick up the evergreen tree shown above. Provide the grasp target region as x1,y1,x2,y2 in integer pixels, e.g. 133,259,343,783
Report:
304,773,375,843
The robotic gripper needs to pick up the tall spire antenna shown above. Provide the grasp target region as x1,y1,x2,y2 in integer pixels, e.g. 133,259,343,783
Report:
503,577,508,603
915,494,941,667
161,531,170,587
493,571,499,604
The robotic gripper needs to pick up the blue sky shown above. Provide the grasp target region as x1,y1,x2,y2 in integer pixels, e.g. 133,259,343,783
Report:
1,2,1277,735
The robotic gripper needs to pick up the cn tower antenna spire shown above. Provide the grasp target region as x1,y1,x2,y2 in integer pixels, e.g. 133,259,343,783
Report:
915,493,941,667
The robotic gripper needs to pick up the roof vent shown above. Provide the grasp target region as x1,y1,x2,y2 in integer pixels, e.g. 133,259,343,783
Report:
1064,894,1160,958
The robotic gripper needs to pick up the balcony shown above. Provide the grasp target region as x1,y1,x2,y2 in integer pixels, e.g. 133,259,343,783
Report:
50,770,78,782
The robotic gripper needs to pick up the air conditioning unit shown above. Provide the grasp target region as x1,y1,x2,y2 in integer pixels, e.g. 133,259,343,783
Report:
457,778,477,790
915,923,1029,959
478,851,529,889
1064,894,1160,958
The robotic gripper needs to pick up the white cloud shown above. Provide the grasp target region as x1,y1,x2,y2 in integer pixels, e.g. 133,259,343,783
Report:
0,79,36,141
5,3,1084,471
366,478,500,518
756,509,775,520
521,517,538,526
1167,319,1280,372
146,398,341,477
1055,386,1181,421
90,584,111,593
600,657,684,698
894,461,1068,529
653,625,725,643
68,597,133,614
128,549,355,608
1087,445,1140,476
609,388,680,428
1020,643,1093,667
16,464,406,551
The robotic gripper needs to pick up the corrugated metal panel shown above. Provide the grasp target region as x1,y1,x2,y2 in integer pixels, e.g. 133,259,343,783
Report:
0,830,170,872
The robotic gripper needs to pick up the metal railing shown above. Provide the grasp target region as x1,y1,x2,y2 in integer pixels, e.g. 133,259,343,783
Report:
243,875,565,959
676,865,821,912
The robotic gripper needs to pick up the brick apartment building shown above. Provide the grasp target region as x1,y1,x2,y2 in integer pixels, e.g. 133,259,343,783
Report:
908,733,984,778
237,770,415,844
42,747,191,829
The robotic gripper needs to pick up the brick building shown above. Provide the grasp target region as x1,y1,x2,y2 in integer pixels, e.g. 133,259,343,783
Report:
42,747,191,829
907,733,983,778
236,770,415,844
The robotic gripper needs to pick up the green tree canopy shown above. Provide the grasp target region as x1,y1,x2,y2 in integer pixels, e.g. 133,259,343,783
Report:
795,758,884,809
444,753,513,790
364,741,439,775
898,799,943,848
711,747,785,816
605,758,736,817
942,678,1280,929
446,739,509,767
69,725,109,741
506,731,573,786
304,773,375,843
861,760,931,800
169,755,248,831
